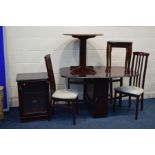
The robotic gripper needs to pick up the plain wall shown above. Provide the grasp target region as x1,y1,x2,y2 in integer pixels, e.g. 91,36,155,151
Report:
3,26,155,107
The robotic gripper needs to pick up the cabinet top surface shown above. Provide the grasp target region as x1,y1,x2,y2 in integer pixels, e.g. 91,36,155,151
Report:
16,72,48,82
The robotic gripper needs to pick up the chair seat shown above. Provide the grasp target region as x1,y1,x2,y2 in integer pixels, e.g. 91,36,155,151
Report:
112,77,122,81
52,89,78,100
115,86,144,96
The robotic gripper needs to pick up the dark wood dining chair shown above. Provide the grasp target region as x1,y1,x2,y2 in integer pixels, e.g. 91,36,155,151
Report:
113,52,149,120
45,54,78,125
106,41,132,102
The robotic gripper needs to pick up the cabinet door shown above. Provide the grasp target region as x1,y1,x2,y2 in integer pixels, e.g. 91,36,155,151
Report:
19,81,49,115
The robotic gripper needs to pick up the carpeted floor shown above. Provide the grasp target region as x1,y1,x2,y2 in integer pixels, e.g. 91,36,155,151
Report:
0,98,155,129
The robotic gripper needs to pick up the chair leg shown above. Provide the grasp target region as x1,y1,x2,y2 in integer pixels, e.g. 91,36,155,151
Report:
113,91,117,112
72,101,76,125
135,96,140,120
67,78,71,106
67,101,71,106
68,78,70,89
120,77,123,86
48,98,52,120
129,96,131,108
110,79,113,103
52,100,55,114
83,79,86,102
76,98,79,114
119,93,122,108
119,78,123,107
141,93,144,111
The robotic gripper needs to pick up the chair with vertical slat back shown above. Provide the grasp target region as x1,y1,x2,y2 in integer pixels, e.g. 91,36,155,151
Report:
44,54,78,125
113,52,149,120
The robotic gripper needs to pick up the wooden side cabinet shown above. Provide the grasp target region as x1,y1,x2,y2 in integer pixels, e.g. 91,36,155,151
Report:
16,72,50,121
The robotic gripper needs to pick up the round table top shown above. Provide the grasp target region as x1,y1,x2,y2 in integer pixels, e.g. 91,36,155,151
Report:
60,66,136,79
64,34,103,37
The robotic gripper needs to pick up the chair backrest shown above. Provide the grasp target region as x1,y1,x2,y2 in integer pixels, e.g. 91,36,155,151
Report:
106,41,132,73
129,52,149,89
44,54,56,94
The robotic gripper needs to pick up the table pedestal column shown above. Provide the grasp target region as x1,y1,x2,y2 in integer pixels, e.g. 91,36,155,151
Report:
86,78,110,117
70,35,96,75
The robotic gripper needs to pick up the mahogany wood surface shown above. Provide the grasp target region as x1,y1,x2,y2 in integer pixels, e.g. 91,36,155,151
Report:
60,66,135,79
45,54,78,125
64,34,103,75
113,52,150,120
106,41,132,74
106,41,132,101
16,72,50,121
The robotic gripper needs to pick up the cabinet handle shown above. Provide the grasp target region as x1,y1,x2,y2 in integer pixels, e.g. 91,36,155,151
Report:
19,87,22,91
32,99,37,104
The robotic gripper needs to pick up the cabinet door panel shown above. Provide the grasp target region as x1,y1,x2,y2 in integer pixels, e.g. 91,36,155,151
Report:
19,81,49,115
